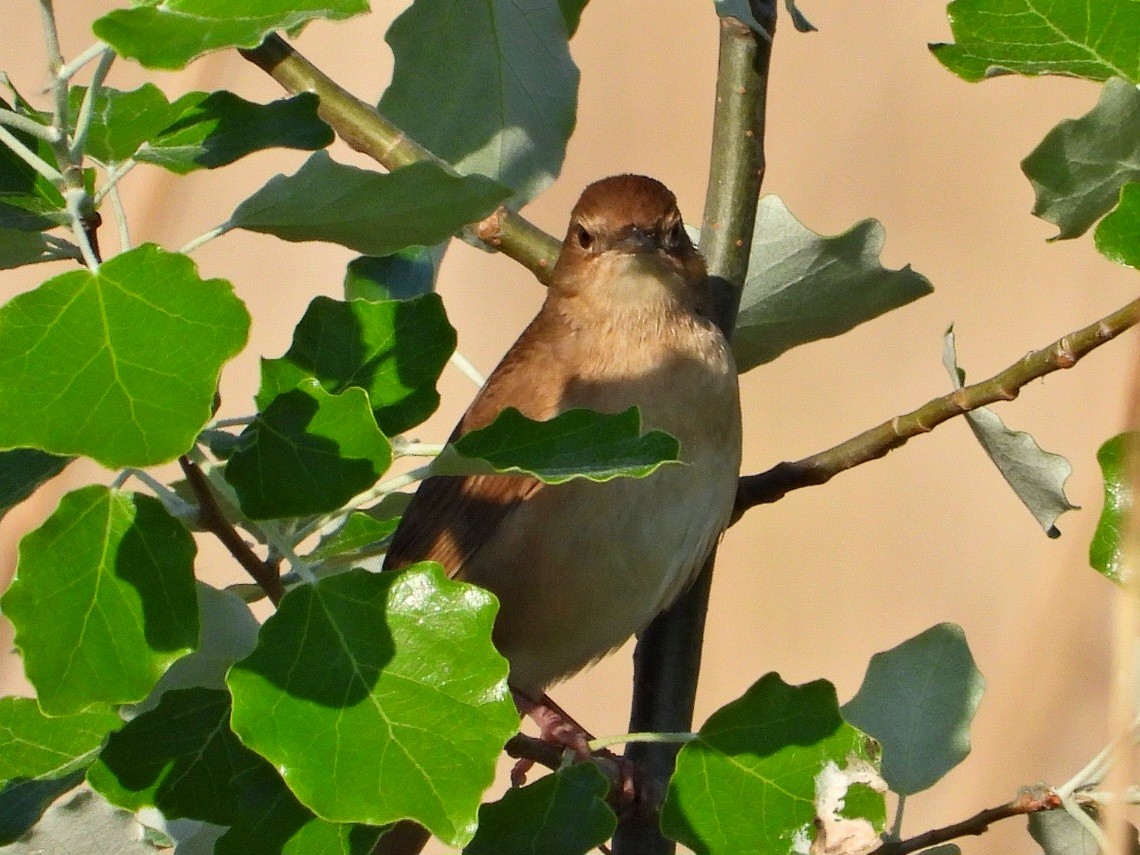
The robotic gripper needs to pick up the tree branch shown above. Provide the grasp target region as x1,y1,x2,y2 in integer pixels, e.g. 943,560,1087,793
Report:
871,787,1062,855
613,7,775,855
178,455,284,606
734,296,1140,519
239,34,561,283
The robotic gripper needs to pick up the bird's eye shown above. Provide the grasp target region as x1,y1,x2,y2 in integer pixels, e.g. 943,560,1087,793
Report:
576,224,593,250
667,221,685,247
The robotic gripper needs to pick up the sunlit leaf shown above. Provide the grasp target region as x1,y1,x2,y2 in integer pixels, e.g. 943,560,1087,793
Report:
1090,432,1136,584
1095,182,1140,268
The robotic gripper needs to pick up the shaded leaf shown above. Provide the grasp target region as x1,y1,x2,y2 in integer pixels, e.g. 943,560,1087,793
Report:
431,407,681,483
378,0,578,203
225,380,393,520
1090,432,1135,584
1095,182,1140,268
88,688,382,855
227,566,517,847
559,0,590,36
1,486,199,714
0,697,120,783
259,294,456,436
69,83,176,164
139,91,333,173
0,771,86,846
662,673,884,855
0,787,154,855
306,499,409,563
733,196,933,371
343,247,444,302
0,228,65,268
93,0,369,70
842,623,985,796
0,449,70,522
1021,77,1140,240
932,0,1140,82
231,154,510,255
0,244,250,467
0,98,66,231
943,328,1079,537
464,763,616,855
1028,807,1102,855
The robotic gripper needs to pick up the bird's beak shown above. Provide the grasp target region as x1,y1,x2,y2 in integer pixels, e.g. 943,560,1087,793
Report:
611,227,659,254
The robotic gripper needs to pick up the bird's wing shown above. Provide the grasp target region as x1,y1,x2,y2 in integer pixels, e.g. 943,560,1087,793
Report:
382,309,562,577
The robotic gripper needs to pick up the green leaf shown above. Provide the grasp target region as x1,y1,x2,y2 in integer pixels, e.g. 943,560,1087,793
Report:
70,83,177,164
378,0,578,202
0,244,250,467
139,91,333,174
226,566,517,847
306,500,408,564
343,247,443,302
1,486,199,715
943,328,1078,537
931,0,1140,83
1096,182,1140,268
93,0,370,70
431,407,681,484
0,449,70,522
842,623,985,796
464,763,617,855
0,698,120,783
0,228,65,268
732,196,933,371
88,688,382,855
0,98,66,231
224,380,393,520
231,154,511,255
1028,807,1102,855
663,673,884,855
259,294,457,436
1021,77,1140,240
0,771,86,846
0,241,249,469
559,0,590,36
1090,432,1135,583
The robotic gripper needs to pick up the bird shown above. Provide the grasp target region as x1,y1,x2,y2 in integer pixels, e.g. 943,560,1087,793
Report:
377,174,741,851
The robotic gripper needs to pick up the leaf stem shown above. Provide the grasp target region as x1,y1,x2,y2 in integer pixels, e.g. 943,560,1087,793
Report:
179,222,233,255
0,123,63,183
65,187,100,269
69,47,115,162
588,732,699,752
734,297,1140,517
0,109,61,142
239,34,561,282
57,42,112,82
449,350,486,388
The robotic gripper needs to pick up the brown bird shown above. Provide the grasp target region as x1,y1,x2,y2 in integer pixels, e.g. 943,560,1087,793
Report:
378,174,741,852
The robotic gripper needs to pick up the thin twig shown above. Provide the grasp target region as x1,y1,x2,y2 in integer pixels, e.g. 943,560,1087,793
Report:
0,108,61,141
870,788,1062,855
69,48,115,161
178,455,284,605
238,34,561,283
734,297,1140,519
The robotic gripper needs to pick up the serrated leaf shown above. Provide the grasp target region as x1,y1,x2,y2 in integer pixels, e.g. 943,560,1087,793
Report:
1,486,199,715
1096,182,1140,268
662,673,884,855
138,91,333,173
0,228,64,268
231,154,511,255
0,244,250,467
226,566,517,847
0,787,155,855
1090,432,1135,583
93,0,370,70
732,196,933,371
944,328,1078,537
343,247,444,302
931,0,1140,83
464,763,616,855
0,697,120,783
0,771,87,846
0,449,70,522
842,623,985,796
88,688,382,855
1022,77,1140,240
431,407,681,483
1028,807,1102,855
378,0,578,203
259,294,457,436
225,380,393,520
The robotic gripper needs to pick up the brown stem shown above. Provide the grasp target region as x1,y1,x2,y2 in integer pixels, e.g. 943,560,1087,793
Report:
734,296,1140,519
178,455,284,605
239,34,561,283
871,788,1062,855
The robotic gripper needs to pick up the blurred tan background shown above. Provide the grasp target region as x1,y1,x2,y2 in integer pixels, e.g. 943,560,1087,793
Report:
1,3,1137,853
